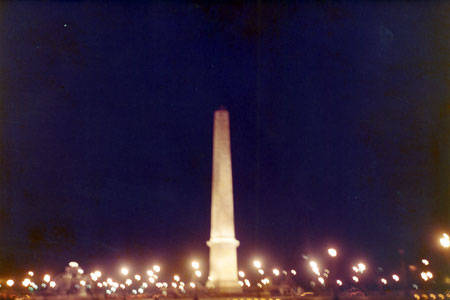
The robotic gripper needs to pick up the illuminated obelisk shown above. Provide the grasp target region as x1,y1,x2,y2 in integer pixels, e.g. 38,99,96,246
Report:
207,108,241,293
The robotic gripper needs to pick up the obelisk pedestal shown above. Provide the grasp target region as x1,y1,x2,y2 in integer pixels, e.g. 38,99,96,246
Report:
207,108,241,293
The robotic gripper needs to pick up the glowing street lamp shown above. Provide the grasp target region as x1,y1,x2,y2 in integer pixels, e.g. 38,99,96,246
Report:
153,265,161,273
357,263,366,273
22,279,31,287
310,261,320,276
191,261,200,270
121,267,129,276
44,274,51,283
328,248,337,257
253,260,262,269
440,233,450,248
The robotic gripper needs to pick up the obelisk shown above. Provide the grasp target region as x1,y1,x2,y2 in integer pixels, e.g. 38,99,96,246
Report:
207,108,241,293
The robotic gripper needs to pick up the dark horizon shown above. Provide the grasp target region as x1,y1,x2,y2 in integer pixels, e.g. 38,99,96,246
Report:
0,1,448,277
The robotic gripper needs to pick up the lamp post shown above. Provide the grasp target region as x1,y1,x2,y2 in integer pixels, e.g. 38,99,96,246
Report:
191,261,200,300
120,267,129,300
327,248,339,300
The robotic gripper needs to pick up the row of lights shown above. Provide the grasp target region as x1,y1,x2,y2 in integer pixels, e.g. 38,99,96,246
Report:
3,233,450,291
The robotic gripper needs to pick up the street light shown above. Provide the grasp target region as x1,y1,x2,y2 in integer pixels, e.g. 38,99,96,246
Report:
328,248,337,257
253,260,262,269
121,267,129,276
191,261,200,270
44,274,51,283
440,233,450,248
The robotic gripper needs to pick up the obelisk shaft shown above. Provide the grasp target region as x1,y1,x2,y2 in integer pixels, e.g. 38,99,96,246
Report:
207,109,241,293
211,109,235,238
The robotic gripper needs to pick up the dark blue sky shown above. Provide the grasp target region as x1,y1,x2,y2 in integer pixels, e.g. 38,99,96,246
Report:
0,1,448,275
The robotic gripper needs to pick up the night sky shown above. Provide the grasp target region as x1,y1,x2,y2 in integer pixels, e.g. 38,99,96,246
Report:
0,1,448,276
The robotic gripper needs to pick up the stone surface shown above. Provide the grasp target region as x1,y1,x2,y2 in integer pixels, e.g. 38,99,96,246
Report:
207,109,241,293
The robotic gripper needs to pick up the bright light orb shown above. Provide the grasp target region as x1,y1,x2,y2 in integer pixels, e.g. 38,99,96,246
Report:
28,271,34,277
421,272,429,281
357,263,366,272
336,279,342,286
153,265,161,272
95,270,102,277
258,269,264,275
328,248,337,257
426,271,433,279
440,233,450,248
318,277,325,285
189,282,195,288
174,275,180,282
22,279,31,287
121,267,129,276
422,259,430,266
134,274,141,281
381,278,387,284
253,260,262,269
44,274,51,283
238,271,245,278
352,276,359,283
195,270,202,278
291,269,297,276
80,280,86,286
273,268,280,276
69,261,79,268
392,274,400,282
191,261,200,270
6,280,14,287
125,279,132,286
